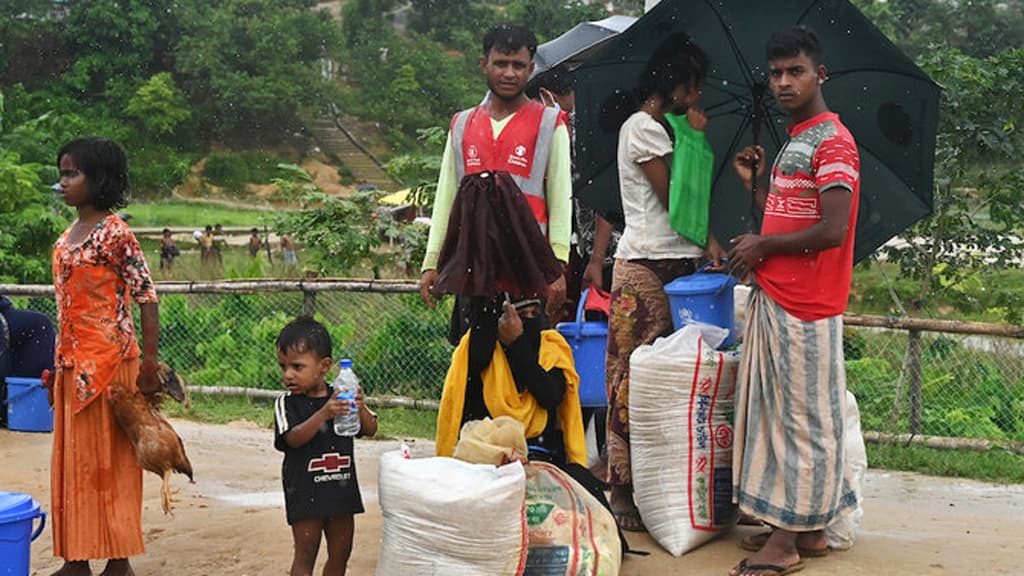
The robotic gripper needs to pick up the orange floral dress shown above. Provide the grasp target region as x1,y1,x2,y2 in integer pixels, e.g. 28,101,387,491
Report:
51,214,158,560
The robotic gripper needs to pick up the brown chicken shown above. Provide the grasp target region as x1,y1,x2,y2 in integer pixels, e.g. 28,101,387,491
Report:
108,378,194,515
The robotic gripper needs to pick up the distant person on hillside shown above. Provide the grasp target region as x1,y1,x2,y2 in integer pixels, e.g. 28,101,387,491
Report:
248,228,263,259
281,234,298,270
160,228,179,271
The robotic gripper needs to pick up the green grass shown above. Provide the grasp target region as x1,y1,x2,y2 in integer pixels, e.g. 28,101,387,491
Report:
125,200,278,228
164,393,276,428
164,394,438,441
138,237,308,281
850,260,1024,323
868,443,1024,484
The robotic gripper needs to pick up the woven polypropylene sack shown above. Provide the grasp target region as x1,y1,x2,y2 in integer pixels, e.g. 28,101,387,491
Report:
523,461,621,575
629,324,739,556
376,450,527,575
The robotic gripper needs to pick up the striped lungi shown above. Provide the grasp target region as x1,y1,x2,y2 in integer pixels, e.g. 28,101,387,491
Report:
732,287,857,531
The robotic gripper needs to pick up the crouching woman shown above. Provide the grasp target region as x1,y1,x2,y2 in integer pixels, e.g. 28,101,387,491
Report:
436,296,609,493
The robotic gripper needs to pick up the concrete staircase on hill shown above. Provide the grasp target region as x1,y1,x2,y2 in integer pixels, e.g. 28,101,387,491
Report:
307,113,400,191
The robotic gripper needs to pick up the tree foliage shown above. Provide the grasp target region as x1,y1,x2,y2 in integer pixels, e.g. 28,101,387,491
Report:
272,164,386,277
175,0,339,142
126,73,191,136
853,0,1024,59
880,47,1024,322
0,91,69,283
61,0,181,96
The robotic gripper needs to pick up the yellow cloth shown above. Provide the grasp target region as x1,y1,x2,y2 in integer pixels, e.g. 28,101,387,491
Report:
436,330,587,466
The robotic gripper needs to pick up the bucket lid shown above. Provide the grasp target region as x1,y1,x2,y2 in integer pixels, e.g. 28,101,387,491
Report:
4,377,43,386
0,491,41,523
556,320,608,338
664,273,737,296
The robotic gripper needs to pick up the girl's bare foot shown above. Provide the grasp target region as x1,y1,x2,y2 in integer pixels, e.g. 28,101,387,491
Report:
50,560,91,576
99,559,135,576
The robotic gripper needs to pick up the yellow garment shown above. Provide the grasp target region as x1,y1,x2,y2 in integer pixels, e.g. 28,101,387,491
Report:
437,330,587,466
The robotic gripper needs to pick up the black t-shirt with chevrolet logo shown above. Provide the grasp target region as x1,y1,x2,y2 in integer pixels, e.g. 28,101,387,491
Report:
274,392,365,524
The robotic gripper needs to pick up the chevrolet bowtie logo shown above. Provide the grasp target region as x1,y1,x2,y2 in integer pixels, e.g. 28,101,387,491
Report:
308,453,351,473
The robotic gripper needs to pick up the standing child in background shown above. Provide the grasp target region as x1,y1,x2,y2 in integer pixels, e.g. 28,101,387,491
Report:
248,227,263,259
281,233,298,269
199,224,214,268
212,223,226,267
49,137,162,576
160,228,179,271
274,317,378,576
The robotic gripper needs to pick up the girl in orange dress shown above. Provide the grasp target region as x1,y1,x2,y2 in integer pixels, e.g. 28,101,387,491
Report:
49,138,160,576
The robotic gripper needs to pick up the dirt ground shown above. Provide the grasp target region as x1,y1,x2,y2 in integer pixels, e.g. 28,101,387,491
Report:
4,420,1023,576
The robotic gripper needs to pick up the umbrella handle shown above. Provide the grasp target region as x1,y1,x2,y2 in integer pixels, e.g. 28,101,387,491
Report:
749,157,761,233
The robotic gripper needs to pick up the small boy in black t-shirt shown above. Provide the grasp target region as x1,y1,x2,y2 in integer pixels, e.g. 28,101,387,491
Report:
273,317,378,576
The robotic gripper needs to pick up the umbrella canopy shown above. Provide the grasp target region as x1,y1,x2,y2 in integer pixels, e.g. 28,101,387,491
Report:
533,15,637,77
573,0,940,263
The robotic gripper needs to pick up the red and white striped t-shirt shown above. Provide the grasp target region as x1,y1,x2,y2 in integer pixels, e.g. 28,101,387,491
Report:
756,111,860,321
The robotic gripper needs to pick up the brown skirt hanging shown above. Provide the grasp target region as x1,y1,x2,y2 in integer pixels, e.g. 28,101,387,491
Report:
433,171,563,299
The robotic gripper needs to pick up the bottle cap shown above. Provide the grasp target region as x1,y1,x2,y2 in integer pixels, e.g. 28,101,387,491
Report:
339,359,353,369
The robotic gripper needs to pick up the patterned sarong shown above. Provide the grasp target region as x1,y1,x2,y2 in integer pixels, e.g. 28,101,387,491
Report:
732,287,857,531
605,257,697,487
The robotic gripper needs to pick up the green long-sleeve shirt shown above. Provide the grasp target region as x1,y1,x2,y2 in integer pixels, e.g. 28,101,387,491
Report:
421,113,572,272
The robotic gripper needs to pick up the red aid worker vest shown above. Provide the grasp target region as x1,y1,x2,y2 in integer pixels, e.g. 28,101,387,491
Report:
451,100,564,234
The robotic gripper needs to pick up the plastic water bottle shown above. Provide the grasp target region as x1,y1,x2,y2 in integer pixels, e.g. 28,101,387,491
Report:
332,359,361,436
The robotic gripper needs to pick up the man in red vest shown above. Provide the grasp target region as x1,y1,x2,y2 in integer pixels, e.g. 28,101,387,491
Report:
418,24,573,339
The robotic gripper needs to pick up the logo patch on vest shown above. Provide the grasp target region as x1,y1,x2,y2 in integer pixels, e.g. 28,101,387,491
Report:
467,144,482,169
509,144,529,168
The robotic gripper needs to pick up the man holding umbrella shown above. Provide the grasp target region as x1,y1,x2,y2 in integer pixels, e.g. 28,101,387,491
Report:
728,26,859,576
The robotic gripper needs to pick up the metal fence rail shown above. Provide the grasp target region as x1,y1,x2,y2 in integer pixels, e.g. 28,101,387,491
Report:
3,280,1023,453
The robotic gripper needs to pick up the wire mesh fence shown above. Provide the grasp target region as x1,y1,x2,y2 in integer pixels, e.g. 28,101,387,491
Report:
3,281,1023,451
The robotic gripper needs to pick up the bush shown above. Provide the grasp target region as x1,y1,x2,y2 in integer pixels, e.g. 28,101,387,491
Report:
204,151,287,193
353,294,452,399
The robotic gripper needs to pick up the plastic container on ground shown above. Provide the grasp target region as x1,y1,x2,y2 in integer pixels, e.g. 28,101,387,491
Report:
0,490,47,576
664,272,738,348
555,289,608,407
4,377,53,433
332,359,361,436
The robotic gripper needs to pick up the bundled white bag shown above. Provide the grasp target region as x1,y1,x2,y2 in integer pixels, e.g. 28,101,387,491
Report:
630,324,740,556
825,391,868,550
376,450,527,576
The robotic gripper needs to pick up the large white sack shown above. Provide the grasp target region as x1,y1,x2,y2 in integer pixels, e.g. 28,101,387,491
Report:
376,450,527,576
825,391,868,550
630,324,740,556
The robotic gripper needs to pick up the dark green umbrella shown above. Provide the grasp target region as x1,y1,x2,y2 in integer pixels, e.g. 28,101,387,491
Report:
573,0,940,263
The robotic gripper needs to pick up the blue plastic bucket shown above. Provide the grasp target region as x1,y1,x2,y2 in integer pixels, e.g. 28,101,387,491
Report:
555,289,608,407
664,272,738,348
0,491,47,576
4,378,53,433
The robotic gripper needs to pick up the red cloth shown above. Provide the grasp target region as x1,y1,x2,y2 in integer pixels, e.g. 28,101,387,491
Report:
433,172,564,299
755,112,860,321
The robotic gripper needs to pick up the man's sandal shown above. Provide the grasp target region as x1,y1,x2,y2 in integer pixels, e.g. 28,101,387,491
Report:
738,531,829,558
